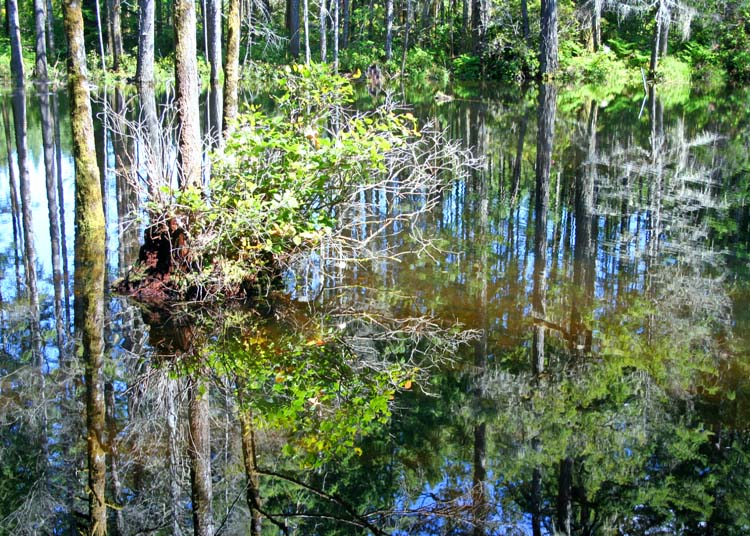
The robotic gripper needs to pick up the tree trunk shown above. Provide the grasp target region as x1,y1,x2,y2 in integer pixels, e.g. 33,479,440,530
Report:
471,0,482,54
400,0,412,77
206,0,223,140
137,0,156,85
591,0,601,51
175,0,203,189
53,91,72,323
8,0,25,86
320,0,327,61
107,0,124,69
46,0,56,59
189,378,215,536
521,0,529,40
62,1,107,534
557,457,573,535
303,0,311,63
649,0,667,76
385,0,393,59
223,0,241,137
333,0,340,70
539,0,558,75
289,0,300,57
342,0,350,48
34,0,49,78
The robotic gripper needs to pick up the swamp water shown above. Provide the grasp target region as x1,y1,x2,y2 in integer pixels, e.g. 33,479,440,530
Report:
1,80,750,534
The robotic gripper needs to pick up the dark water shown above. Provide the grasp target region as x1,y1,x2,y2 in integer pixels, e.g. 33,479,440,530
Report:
2,80,750,534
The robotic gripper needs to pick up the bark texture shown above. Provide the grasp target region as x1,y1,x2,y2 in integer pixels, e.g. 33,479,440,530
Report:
223,0,241,137
62,0,107,533
175,0,203,189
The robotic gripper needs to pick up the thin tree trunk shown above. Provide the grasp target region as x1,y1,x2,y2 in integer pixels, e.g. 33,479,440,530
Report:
304,0,311,63
400,0,412,77
46,0,56,59
385,0,393,60
320,0,327,61
333,0,339,70
289,0,301,57
62,1,107,533
188,378,215,536
223,0,241,137
521,0,529,40
342,0,350,48
175,0,203,189
34,0,49,78
206,0,223,140
107,0,124,69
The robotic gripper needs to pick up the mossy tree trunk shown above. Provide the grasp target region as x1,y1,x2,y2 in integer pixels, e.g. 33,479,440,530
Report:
62,0,108,534
223,0,241,138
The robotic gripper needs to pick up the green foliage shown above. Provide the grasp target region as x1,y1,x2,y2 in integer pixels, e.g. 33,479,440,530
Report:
166,63,423,298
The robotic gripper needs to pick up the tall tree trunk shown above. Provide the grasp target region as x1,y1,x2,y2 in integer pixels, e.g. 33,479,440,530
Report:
8,0,24,86
289,0,301,57
333,0,339,70
34,0,49,78
341,0,350,48
385,0,394,59
471,0,482,54
175,0,203,189
46,0,56,59
400,0,412,77
320,0,327,61
107,0,124,69
539,0,558,75
62,1,107,534
223,0,241,137
137,0,155,85
189,378,215,536
206,0,223,140
303,0,311,63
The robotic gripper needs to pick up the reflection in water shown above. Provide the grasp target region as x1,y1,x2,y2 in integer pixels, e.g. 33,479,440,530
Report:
1,82,750,533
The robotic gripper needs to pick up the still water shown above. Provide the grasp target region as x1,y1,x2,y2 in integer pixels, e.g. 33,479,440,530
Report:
1,79,749,534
